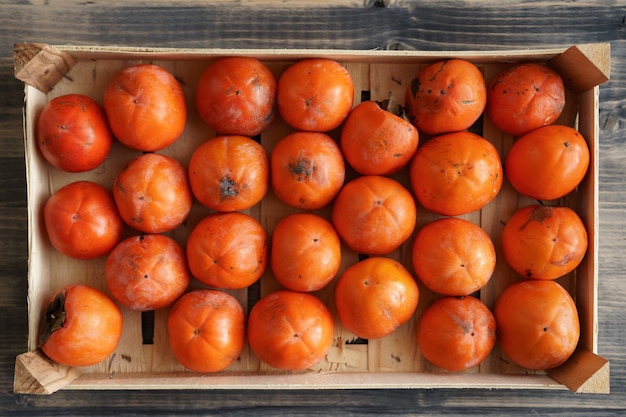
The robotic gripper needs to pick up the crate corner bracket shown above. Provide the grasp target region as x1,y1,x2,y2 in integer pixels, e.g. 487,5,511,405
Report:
14,349,82,395
14,43,77,93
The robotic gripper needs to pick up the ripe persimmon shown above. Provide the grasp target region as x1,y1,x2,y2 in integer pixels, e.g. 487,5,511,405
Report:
501,204,588,280
412,218,495,296
104,64,186,152
195,57,276,137
113,153,193,234
409,131,503,216
340,99,419,176
106,234,189,311
247,290,334,370
277,58,354,132
167,289,245,373
405,59,486,136
487,63,565,137
494,279,580,370
39,284,123,367
505,125,589,201
270,213,341,292
270,131,345,210
188,135,269,212
334,257,419,340
44,181,124,260
417,296,496,372
186,212,267,289
37,94,113,173
331,175,416,255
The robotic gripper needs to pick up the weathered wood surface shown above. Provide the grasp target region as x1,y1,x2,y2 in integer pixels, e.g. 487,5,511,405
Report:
1,1,625,415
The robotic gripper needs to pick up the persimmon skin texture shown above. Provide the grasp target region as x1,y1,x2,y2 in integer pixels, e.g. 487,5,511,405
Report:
188,135,269,212
277,58,354,132
334,257,419,340
167,289,245,373
104,64,187,152
37,94,113,173
405,59,487,136
195,57,277,136
501,204,588,280
270,213,341,292
412,217,496,296
417,296,496,372
40,284,123,367
106,234,190,311
505,125,589,201
331,175,417,256
247,290,334,371
44,181,124,260
340,100,419,176
409,131,503,217
487,63,565,137
494,280,580,370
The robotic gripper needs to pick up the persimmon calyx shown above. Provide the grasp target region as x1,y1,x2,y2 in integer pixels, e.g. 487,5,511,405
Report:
376,91,408,121
39,290,67,345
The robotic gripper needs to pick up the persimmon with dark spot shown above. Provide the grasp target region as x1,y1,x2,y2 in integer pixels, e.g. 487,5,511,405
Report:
188,135,269,212
270,131,345,210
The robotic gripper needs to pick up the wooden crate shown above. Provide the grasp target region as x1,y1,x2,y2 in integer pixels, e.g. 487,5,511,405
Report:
13,43,610,394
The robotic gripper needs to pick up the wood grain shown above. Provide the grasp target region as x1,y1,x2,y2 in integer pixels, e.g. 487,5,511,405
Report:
1,0,626,414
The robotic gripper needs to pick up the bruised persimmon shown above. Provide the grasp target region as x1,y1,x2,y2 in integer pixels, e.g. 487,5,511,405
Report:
331,175,416,256
412,218,495,296
409,131,503,217
501,204,588,280
494,279,580,370
487,63,565,137
417,296,496,372
405,59,486,136
334,257,419,340
270,131,345,210
188,135,269,212
505,125,589,201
